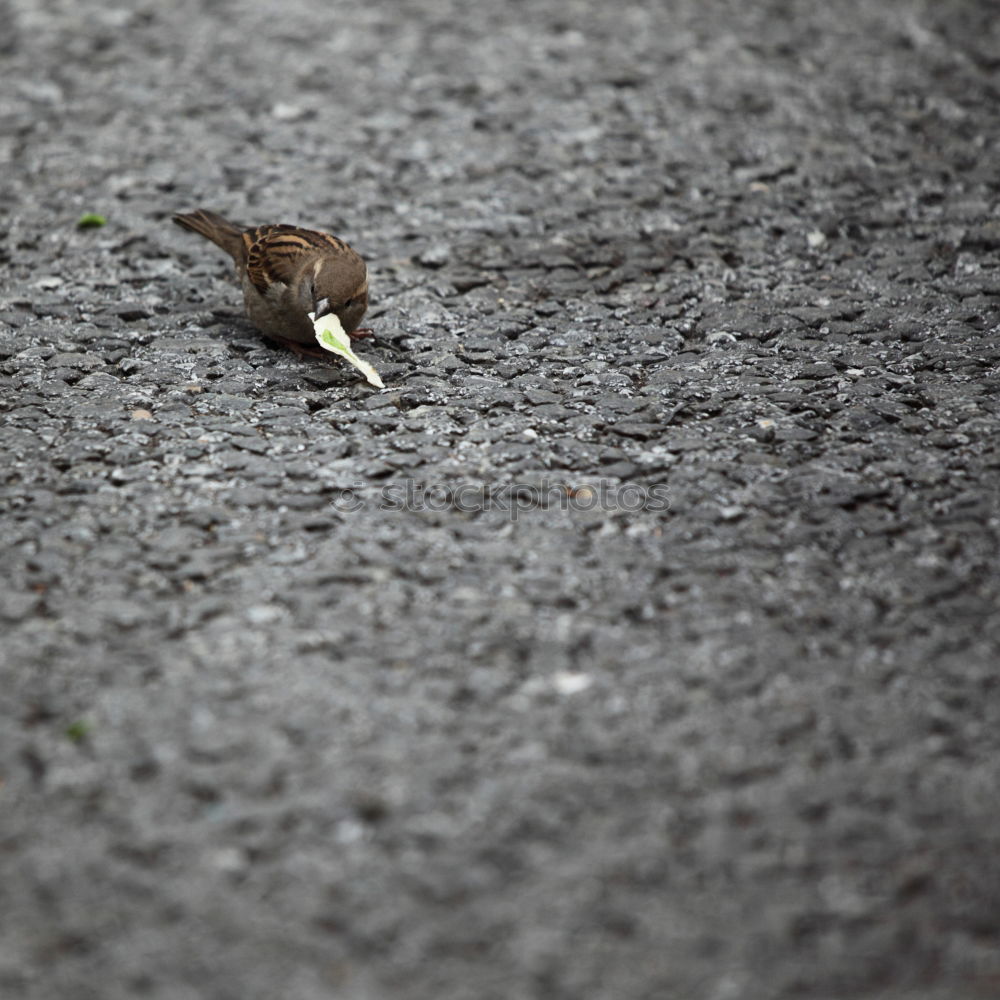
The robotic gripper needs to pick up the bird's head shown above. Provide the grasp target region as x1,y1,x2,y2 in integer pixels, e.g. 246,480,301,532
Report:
311,255,369,335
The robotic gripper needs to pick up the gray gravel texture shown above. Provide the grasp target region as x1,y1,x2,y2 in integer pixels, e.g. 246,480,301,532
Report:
2,0,1000,998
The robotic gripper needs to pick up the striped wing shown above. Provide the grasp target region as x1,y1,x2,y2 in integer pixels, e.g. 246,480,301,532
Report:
243,225,349,294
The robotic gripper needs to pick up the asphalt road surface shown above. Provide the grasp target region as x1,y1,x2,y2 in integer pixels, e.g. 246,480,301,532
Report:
2,1,999,998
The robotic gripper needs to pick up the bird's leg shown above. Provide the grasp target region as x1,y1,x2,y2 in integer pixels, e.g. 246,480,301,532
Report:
264,335,329,358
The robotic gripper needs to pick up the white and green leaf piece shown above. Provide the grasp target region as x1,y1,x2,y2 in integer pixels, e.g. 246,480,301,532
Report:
310,312,385,389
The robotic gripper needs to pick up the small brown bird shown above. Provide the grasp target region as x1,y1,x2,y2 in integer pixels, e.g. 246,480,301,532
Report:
173,208,370,352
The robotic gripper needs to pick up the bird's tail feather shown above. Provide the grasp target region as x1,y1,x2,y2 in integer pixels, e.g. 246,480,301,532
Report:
172,209,245,262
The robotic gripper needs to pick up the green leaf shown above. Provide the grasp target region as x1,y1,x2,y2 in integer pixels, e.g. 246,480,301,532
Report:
311,312,385,388
77,213,107,229
65,719,92,743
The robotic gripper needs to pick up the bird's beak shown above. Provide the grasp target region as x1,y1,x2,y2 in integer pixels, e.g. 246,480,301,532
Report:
313,296,332,318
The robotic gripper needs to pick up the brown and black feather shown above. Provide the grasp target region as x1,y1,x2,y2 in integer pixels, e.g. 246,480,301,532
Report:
244,227,349,294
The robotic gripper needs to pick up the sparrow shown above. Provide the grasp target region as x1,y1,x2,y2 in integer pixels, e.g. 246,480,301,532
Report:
172,208,370,353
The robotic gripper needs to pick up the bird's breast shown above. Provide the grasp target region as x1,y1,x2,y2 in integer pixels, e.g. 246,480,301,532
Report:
240,274,315,343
